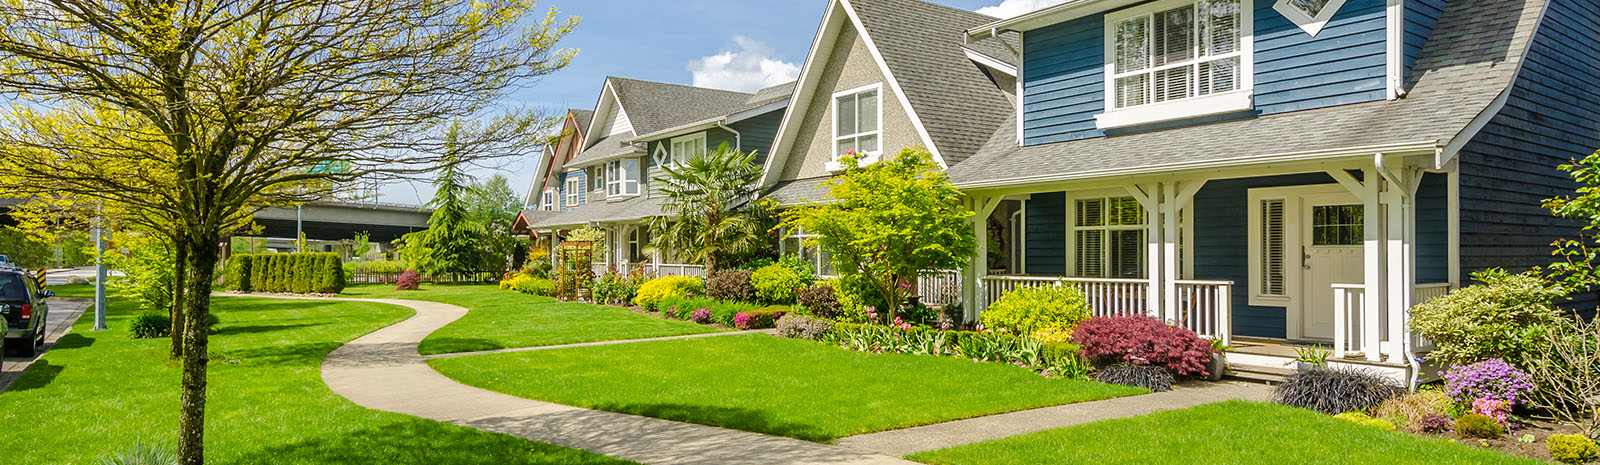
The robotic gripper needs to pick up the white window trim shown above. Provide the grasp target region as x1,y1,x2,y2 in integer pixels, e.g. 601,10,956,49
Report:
1273,0,1348,37
541,188,556,211
1097,0,1255,130
1070,194,1148,279
665,133,706,168
605,158,641,199
780,227,834,277
564,176,581,207
827,82,884,172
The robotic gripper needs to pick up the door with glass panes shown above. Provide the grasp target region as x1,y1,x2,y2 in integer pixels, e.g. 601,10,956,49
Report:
1298,194,1364,341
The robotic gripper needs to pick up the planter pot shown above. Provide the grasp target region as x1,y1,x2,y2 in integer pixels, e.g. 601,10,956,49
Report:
1295,361,1327,372
1207,354,1226,381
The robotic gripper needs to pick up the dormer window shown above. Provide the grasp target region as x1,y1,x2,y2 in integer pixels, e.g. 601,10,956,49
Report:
831,83,881,167
1274,0,1346,36
663,133,706,167
606,158,641,198
1098,0,1253,129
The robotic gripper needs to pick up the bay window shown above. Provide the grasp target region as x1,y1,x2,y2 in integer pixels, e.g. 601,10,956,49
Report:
1074,197,1146,278
606,158,640,197
831,83,881,165
1099,0,1252,128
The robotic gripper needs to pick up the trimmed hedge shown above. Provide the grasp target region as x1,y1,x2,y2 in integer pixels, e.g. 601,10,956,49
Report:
659,295,761,326
225,253,346,294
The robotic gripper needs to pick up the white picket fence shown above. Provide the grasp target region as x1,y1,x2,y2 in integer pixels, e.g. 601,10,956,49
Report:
981,275,1233,342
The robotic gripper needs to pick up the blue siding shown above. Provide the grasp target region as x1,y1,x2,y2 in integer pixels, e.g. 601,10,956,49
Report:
1018,0,1392,145
1193,173,1335,339
1252,0,1388,114
1020,15,1105,145
1025,193,1067,275
732,109,784,167
559,170,587,210
1416,172,1448,284
1403,0,1446,75
1459,0,1600,307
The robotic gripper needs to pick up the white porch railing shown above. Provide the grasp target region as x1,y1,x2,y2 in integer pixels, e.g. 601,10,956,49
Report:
1332,282,1452,361
981,276,1233,343
916,270,962,307
645,263,706,278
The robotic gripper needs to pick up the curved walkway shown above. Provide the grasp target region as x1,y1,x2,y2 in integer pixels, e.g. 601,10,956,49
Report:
229,293,916,465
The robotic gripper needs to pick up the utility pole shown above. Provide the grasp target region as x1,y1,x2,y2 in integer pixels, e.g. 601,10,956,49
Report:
92,202,107,331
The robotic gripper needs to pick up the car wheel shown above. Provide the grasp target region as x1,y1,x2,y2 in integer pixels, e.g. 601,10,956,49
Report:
17,335,36,358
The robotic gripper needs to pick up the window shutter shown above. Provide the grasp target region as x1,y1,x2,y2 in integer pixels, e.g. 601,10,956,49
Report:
1260,199,1286,296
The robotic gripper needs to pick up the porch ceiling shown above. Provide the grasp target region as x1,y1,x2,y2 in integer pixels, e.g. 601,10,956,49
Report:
949,0,1543,191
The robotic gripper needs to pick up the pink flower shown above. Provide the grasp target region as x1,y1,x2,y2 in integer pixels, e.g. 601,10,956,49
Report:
975,323,985,332
893,317,903,325
900,283,911,289
899,323,912,331
940,322,951,330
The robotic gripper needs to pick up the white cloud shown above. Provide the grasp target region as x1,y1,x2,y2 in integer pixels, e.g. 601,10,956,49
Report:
975,0,1070,18
687,36,801,93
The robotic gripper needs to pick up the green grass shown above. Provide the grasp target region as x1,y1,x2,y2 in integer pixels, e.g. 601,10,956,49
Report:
0,295,634,465
907,401,1543,465
429,334,1145,442
46,283,96,298
340,284,721,355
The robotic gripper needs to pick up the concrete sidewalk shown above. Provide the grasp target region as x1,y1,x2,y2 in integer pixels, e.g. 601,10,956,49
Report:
0,299,91,393
232,293,919,465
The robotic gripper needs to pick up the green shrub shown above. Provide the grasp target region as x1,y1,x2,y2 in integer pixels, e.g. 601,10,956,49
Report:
735,307,790,330
226,253,344,294
1410,269,1564,367
752,264,806,304
1548,434,1599,464
776,314,835,340
130,313,172,339
827,322,1086,377
776,254,816,285
342,260,409,275
1454,414,1506,438
707,270,756,302
96,442,177,465
981,284,1090,343
592,271,643,305
633,276,705,310
797,284,842,319
1332,411,1398,431
657,296,759,325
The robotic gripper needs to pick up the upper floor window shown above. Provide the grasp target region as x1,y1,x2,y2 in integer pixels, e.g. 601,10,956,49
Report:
832,83,881,162
1099,0,1253,129
564,176,581,207
587,166,605,199
541,189,555,211
663,133,706,167
606,158,641,198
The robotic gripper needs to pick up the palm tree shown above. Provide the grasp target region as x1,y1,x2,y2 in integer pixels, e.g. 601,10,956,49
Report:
649,143,766,275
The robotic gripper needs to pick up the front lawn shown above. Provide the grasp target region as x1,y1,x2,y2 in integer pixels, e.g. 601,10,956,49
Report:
0,295,633,465
340,284,722,355
429,334,1145,442
907,400,1544,465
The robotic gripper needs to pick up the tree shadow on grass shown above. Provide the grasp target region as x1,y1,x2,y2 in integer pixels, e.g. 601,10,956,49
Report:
8,360,65,392
419,338,502,355
224,420,629,465
51,333,94,350
594,402,832,442
214,323,317,336
213,342,342,367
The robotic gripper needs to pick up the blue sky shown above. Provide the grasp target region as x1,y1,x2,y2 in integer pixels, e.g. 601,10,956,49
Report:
381,0,1065,205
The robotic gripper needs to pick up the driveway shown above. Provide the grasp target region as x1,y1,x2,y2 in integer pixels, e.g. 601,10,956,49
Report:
0,299,90,393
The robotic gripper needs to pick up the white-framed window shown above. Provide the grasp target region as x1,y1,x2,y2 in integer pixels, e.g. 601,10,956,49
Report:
830,83,882,169
606,158,641,198
780,227,836,277
1098,0,1253,129
564,176,580,207
1273,0,1347,36
540,188,555,211
1073,196,1146,278
627,227,648,263
662,133,706,167
1255,197,1288,298
587,166,605,200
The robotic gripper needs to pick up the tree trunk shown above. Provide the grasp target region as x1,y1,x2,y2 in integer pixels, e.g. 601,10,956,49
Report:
177,231,219,465
169,235,188,359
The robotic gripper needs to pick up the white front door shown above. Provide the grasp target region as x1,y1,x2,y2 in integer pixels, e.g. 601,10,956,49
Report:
1299,196,1365,341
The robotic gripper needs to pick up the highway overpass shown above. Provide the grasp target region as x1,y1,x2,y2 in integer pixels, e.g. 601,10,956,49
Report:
2,198,432,243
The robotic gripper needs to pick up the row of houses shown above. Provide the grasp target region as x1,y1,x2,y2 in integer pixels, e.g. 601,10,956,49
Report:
512,0,1600,383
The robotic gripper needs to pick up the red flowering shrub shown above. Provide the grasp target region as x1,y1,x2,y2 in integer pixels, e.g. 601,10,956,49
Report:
1073,316,1212,376
395,270,422,291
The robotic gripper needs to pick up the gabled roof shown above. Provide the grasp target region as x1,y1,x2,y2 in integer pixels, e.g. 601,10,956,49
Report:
761,0,1014,187
569,109,595,135
962,32,1020,70
518,195,668,230
948,0,1548,189
607,77,754,135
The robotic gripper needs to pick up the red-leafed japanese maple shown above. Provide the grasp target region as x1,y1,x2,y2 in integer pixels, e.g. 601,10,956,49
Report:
1074,316,1213,376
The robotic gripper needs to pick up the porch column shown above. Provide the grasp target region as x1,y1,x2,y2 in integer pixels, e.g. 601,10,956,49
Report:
968,195,1002,321
1126,183,1163,319
1362,168,1386,362
1164,180,1208,323
1383,163,1421,364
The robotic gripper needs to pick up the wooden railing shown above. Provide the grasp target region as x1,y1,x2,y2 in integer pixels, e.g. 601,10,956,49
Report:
916,270,962,307
645,263,706,278
981,276,1233,343
1333,282,1452,361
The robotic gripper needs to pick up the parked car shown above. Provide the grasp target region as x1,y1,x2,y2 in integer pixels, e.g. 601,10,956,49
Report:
1,266,50,357
0,254,10,265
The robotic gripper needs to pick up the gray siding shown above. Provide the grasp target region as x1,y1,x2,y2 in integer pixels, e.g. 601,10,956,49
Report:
643,127,739,197
1458,0,1599,286
1416,172,1449,284
1025,192,1067,275
732,109,784,167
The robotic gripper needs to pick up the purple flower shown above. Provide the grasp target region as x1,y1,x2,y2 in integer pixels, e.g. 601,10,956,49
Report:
1443,358,1535,406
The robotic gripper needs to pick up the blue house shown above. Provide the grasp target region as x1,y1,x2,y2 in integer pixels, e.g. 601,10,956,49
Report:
951,0,1597,383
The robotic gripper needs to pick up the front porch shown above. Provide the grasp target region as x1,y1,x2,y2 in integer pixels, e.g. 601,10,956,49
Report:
959,152,1459,385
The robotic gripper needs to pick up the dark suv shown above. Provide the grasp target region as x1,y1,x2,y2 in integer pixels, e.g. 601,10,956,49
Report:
1,266,51,357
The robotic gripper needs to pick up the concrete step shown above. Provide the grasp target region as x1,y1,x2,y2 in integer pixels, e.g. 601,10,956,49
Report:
1226,363,1293,384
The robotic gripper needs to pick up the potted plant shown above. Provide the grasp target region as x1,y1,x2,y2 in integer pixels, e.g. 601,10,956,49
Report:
1206,339,1232,381
1288,345,1331,371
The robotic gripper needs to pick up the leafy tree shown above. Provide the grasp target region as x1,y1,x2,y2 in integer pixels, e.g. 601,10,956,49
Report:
1546,150,1600,292
0,1,577,462
778,148,976,320
466,174,523,225
648,143,767,275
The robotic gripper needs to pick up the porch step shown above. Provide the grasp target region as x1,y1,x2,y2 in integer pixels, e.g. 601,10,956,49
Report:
1225,363,1293,384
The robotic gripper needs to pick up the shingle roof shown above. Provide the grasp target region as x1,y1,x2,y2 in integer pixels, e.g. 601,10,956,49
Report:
948,0,1546,188
730,81,798,115
608,77,754,135
962,31,1020,68
568,134,642,167
849,0,1014,166
570,109,594,134
764,177,834,206
522,195,668,229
